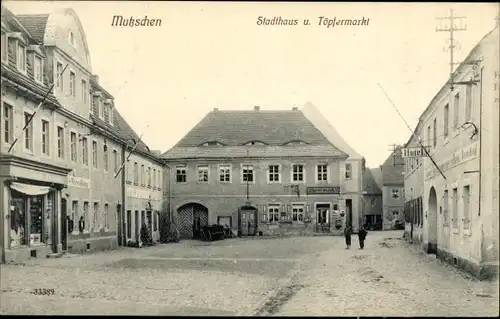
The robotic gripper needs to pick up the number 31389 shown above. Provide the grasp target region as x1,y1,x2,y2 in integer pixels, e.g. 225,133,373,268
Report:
32,289,55,295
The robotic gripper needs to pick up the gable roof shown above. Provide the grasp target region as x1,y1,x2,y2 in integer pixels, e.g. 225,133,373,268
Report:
15,14,49,43
363,168,382,195
381,145,404,185
301,102,363,160
174,109,334,147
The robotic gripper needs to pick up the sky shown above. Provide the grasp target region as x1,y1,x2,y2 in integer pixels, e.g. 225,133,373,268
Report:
4,1,499,167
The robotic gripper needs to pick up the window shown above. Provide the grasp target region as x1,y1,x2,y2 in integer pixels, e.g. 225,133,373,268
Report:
141,165,145,185
71,201,79,224
176,165,187,183
68,31,75,47
104,104,109,123
24,112,33,151
292,164,304,182
148,167,151,187
69,71,76,97
453,93,460,128
104,204,109,229
92,96,99,116
444,104,449,137
57,126,65,158
56,62,63,90
113,150,118,173
433,118,437,147
242,164,254,183
108,107,114,125
463,185,470,229
93,202,99,231
41,120,50,155
345,163,352,179
92,141,98,168
17,43,26,72
81,80,87,103
391,188,400,199
292,204,305,222
70,132,77,162
427,125,431,149
153,169,157,188
103,145,108,171
81,137,88,165
268,204,280,223
3,104,13,144
443,190,449,225
34,55,43,83
197,165,209,183
134,162,139,184
465,84,472,120
83,201,89,231
0,32,6,62
316,164,328,182
219,165,231,183
268,165,280,183
452,188,458,228
98,99,104,118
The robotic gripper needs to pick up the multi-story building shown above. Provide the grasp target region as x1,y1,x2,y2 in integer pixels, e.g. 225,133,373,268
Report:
0,6,162,262
361,167,383,230
161,106,350,238
403,23,499,280
301,102,365,232
380,146,405,230
118,113,164,245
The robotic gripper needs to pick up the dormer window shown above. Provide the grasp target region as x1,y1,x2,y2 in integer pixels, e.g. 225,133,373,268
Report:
201,141,224,146
16,42,26,72
68,31,75,47
244,140,267,146
283,140,308,146
103,102,109,122
33,55,43,83
1,32,7,62
108,106,114,125
98,99,103,118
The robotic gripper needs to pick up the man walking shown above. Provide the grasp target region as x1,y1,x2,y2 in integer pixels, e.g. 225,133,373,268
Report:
344,225,352,249
358,225,368,249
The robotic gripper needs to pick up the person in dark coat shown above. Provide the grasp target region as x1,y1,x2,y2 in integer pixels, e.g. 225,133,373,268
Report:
78,217,85,233
344,225,352,249
358,225,368,249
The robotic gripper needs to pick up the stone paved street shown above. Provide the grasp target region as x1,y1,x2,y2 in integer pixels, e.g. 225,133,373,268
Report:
1,231,498,316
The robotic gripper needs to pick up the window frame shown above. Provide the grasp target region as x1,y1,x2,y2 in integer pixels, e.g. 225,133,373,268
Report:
266,203,281,224
315,163,329,183
3,103,14,145
23,111,34,153
69,70,76,98
41,119,50,156
33,54,43,84
16,41,27,73
175,164,187,184
197,164,209,183
241,164,255,184
267,164,281,183
291,164,305,183
70,130,78,162
218,164,232,183
92,140,98,168
81,136,89,166
56,126,65,159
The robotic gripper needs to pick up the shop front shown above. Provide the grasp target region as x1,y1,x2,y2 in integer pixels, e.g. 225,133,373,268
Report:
0,155,71,263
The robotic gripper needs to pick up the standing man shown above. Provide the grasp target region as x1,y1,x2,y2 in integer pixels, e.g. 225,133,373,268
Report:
344,225,352,249
358,225,368,250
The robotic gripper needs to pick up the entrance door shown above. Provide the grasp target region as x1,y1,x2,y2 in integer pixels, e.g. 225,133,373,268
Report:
117,204,123,246
239,208,257,236
61,198,68,251
193,216,202,239
240,211,248,236
316,204,330,233
345,199,353,228
247,210,256,236
134,211,139,241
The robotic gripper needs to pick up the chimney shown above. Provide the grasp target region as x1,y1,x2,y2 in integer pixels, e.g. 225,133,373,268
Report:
292,107,298,111
90,75,99,84
213,108,219,111
254,105,260,111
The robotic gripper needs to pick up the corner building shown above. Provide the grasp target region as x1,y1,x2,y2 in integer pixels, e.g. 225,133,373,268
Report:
403,25,499,280
162,106,354,238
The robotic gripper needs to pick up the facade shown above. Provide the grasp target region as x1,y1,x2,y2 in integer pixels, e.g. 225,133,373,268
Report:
361,167,383,230
301,102,365,232
403,25,499,280
0,6,163,263
118,113,164,245
162,106,351,238
380,146,405,230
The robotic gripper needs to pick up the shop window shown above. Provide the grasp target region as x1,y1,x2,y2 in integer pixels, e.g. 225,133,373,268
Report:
104,204,109,229
93,202,99,231
83,201,89,232
267,204,280,223
10,196,26,247
29,196,44,245
292,204,305,222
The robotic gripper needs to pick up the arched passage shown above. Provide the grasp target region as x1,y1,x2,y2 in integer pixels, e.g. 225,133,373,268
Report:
177,203,208,239
427,187,438,254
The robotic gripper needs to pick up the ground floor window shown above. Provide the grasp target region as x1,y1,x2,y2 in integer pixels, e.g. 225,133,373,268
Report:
9,188,50,248
127,210,132,238
292,204,305,222
267,204,280,223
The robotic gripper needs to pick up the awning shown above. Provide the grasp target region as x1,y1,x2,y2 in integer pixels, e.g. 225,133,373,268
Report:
10,182,51,196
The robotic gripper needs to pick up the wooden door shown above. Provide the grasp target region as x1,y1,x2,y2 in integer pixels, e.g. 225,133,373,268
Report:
240,211,248,236
60,198,68,251
247,210,257,236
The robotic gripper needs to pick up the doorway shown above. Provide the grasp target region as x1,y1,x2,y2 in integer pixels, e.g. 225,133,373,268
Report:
61,198,68,251
134,210,139,241
345,199,353,228
146,210,153,239
316,203,331,233
427,187,438,254
177,203,209,239
117,204,123,246
239,206,257,236
126,210,132,240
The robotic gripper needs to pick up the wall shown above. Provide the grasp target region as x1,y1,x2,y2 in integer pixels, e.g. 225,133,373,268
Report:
382,185,404,229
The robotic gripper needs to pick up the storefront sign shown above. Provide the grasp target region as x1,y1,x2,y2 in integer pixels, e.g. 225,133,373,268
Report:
306,186,340,195
67,176,90,189
402,147,428,158
425,142,479,179
126,187,161,201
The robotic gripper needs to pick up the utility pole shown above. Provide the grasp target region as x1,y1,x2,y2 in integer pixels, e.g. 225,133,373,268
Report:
389,144,404,167
436,8,467,91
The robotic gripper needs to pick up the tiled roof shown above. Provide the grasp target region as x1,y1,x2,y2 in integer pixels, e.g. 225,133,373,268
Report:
363,168,382,195
1,6,37,42
174,109,333,147
382,146,404,186
162,145,348,160
370,167,383,190
114,110,152,155
15,14,49,43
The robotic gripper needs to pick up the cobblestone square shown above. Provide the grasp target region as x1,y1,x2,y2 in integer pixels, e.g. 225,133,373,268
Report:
1,231,498,316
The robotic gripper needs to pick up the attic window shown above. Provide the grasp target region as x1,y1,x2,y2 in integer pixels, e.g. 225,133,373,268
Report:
201,141,222,146
68,31,75,47
283,140,309,146
244,140,267,146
